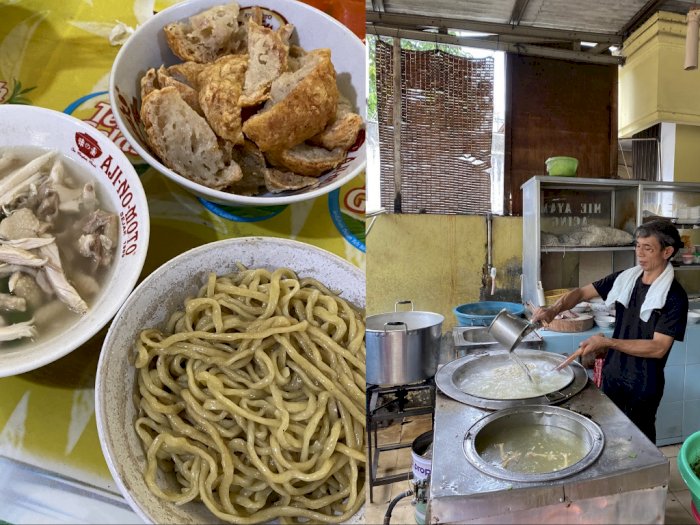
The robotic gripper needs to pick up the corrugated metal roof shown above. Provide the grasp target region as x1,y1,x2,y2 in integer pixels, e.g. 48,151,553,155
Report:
367,0,695,34
520,0,647,33
377,0,514,24
367,0,697,64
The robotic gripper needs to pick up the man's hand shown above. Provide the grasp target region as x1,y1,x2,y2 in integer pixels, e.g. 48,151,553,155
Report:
555,333,609,371
579,333,610,357
531,306,557,324
530,284,600,326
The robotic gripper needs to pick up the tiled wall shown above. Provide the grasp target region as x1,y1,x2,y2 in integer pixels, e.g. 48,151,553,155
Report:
541,324,700,446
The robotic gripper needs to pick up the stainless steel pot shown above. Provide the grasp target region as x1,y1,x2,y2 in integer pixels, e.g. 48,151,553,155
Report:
366,300,444,386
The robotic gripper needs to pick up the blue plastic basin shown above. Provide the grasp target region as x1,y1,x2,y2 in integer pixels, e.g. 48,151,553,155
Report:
453,301,526,327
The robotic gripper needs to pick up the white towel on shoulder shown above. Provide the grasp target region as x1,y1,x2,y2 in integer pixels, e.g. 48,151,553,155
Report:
605,263,674,322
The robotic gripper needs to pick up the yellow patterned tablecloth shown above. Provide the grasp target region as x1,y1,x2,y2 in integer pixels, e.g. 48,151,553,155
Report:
0,0,365,505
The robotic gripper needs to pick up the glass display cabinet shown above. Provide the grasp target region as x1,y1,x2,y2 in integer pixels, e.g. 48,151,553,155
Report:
522,176,700,306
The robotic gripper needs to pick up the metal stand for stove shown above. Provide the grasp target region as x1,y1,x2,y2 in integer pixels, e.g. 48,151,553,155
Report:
366,379,436,503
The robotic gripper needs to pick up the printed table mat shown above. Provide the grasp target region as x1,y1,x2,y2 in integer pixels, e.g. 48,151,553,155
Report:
0,0,365,498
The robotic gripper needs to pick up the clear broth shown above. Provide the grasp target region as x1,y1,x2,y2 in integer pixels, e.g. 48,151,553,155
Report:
0,146,118,349
479,424,588,474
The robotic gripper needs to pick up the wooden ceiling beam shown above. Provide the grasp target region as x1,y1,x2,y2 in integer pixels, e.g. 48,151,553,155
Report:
588,42,613,54
367,25,625,65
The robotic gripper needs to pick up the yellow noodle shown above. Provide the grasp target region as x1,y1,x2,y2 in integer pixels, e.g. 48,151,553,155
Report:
133,266,365,524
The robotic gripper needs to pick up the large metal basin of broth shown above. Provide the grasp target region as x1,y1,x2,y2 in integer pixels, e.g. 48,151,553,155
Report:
478,423,587,474
464,405,605,482
453,351,574,400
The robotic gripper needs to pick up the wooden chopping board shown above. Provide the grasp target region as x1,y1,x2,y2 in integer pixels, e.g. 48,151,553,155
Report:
544,314,594,333
525,302,595,333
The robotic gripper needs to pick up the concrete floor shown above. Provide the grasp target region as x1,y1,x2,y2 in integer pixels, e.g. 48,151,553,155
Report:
366,416,698,525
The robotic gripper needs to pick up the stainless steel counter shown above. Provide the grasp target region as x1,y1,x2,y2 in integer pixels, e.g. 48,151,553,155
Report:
427,339,670,524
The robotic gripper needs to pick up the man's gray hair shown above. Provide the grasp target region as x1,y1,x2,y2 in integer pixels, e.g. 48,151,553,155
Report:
634,219,683,258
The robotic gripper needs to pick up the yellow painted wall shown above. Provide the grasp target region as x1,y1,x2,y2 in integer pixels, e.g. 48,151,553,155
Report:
366,214,523,330
619,19,661,138
619,12,700,137
674,125,700,182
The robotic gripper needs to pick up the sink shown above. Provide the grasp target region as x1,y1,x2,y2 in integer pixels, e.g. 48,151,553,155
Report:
452,326,542,348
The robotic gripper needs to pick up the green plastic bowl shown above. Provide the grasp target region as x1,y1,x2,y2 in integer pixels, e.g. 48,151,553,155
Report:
545,156,578,177
678,430,700,511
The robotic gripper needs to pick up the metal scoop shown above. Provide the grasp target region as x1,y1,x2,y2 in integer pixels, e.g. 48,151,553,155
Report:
488,309,538,353
488,309,538,383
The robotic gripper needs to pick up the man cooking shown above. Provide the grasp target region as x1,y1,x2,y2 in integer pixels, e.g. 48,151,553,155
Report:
532,219,688,443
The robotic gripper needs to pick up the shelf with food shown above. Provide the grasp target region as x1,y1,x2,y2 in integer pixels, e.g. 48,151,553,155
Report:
524,176,700,306
645,217,700,228
671,263,700,270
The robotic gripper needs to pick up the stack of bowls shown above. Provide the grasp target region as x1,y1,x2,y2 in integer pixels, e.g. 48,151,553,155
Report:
593,315,615,329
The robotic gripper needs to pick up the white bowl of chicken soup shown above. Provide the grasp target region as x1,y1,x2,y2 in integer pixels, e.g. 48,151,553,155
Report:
0,105,149,377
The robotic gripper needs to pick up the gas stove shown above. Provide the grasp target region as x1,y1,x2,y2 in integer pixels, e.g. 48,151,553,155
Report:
366,379,436,502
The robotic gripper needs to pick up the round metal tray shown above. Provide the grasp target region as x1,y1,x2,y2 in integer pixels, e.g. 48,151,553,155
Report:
463,404,605,483
436,349,589,410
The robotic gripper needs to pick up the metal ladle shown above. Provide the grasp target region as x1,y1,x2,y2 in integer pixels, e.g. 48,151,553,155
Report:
488,309,539,383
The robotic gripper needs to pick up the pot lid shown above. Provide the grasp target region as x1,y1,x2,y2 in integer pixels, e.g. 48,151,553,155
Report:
436,349,588,410
366,310,444,332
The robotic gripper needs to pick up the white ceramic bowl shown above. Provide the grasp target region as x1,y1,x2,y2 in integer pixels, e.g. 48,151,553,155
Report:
687,310,700,324
571,302,591,314
593,315,616,329
110,0,366,206
0,105,149,377
589,298,613,315
95,237,364,524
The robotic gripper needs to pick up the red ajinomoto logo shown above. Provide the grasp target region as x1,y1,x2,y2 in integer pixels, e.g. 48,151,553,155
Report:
75,132,102,160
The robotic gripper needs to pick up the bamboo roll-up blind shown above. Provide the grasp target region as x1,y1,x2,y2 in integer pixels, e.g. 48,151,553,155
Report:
375,38,495,214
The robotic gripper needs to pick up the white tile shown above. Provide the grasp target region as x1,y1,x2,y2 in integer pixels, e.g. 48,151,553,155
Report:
399,416,433,443
395,448,414,472
661,445,682,458
670,458,689,492
390,479,415,500
665,492,695,524
387,497,417,525
367,482,392,506
376,449,399,475
365,499,389,524
376,422,402,444
674,489,696,516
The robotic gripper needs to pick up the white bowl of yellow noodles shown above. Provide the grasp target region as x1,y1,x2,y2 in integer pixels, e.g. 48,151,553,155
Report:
95,237,365,524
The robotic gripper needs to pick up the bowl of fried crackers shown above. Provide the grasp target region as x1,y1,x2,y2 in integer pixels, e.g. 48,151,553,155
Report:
110,0,365,206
